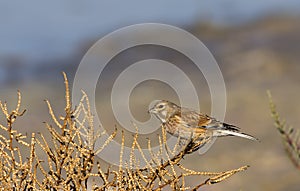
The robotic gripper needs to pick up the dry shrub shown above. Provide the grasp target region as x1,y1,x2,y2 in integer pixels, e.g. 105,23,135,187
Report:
0,73,249,190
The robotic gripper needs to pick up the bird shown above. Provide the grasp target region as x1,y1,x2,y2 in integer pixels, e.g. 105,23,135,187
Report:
148,100,257,152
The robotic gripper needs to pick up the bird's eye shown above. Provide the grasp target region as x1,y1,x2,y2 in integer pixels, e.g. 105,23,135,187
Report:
158,104,164,109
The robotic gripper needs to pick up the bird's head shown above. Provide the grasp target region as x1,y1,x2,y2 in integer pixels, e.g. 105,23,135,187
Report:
148,100,180,123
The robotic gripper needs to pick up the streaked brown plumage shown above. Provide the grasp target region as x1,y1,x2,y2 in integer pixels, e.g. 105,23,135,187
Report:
149,100,257,151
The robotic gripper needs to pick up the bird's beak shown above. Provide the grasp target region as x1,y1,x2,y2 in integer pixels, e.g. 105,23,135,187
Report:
148,107,155,114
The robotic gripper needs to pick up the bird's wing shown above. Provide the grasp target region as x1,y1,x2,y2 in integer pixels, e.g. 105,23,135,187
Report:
170,108,257,142
178,109,240,131
175,109,212,128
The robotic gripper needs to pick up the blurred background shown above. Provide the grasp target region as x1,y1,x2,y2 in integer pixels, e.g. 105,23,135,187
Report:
0,1,300,190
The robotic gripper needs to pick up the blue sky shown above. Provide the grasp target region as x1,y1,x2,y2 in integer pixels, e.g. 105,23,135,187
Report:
0,0,299,63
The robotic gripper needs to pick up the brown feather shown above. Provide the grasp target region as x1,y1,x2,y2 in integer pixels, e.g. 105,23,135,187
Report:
174,109,212,127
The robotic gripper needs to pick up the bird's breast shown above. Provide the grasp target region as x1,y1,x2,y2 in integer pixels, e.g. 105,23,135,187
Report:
164,119,194,139
163,119,177,134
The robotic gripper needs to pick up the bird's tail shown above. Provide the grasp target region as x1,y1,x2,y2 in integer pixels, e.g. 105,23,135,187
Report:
212,129,258,141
